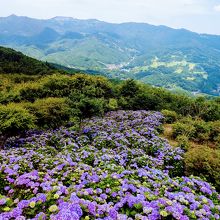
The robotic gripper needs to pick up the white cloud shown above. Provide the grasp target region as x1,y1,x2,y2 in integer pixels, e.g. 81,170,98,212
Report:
214,4,220,11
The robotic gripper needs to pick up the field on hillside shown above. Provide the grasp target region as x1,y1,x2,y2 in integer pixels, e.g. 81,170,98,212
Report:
0,111,220,220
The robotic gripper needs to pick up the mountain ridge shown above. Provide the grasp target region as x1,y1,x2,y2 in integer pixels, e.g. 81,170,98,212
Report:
3,14,220,36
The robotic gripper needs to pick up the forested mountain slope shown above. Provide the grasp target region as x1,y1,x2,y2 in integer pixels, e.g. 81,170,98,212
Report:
0,15,220,95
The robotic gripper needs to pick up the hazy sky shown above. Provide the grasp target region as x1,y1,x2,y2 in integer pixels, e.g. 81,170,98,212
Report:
1,0,220,35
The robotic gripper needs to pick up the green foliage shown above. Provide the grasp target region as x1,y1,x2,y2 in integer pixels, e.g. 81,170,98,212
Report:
131,92,161,111
161,109,178,123
0,46,56,75
201,101,220,122
172,118,220,145
18,82,43,102
209,121,220,144
0,103,35,138
69,94,105,119
119,79,140,97
0,74,113,104
176,135,190,151
193,120,211,143
26,98,71,129
172,119,196,139
185,147,220,191
107,98,118,111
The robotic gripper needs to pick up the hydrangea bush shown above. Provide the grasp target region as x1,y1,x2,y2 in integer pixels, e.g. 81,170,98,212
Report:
0,110,220,219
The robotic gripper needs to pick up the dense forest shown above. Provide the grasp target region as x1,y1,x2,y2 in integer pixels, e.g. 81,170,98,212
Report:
0,47,220,219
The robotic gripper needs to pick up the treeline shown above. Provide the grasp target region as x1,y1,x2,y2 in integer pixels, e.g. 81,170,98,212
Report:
0,46,65,75
0,73,220,142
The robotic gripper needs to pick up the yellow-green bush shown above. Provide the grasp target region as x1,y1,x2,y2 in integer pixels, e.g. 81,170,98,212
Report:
176,135,190,151
26,97,71,128
173,118,220,146
107,98,118,111
193,120,211,143
18,81,44,102
209,121,220,144
185,147,220,191
161,109,178,123
172,120,196,138
0,103,35,139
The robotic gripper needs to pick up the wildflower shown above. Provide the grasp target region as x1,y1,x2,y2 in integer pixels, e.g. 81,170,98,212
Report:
160,210,168,217
49,205,58,212
29,201,36,208
15,216,26,220
3,207,10,212
0,198,6,206
54,194,60,199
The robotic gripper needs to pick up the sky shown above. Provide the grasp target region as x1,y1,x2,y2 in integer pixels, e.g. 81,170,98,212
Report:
0,0,220,35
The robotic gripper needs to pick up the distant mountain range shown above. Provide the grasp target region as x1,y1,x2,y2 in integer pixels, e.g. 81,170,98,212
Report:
0,14,220,96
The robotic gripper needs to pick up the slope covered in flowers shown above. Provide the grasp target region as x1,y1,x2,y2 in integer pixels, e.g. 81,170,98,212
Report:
0,110,220,220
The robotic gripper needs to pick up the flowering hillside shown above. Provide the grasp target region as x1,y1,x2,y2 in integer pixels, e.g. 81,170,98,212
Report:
0,111,220,219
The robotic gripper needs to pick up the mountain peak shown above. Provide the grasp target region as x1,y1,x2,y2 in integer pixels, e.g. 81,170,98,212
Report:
51,16,75,21
8,14,17,17
5,14,19,19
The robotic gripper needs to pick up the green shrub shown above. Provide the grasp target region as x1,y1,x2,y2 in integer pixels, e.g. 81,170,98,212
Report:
185,147,220,191
193,120,211,143
156,125,164,134
41,74,74,97
173,118,220,146
200,101,220,122
26,98,71,128
119,79,140,97
19,82,43,102
0,103,35,144
176,135,190,151
172,120,195,139
132,92,161,110
117,97,129,109
161,109,178,123
209,121,220,144
68,90,106,119
75,97,105,119
107,98,118,111
68,117,81,131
